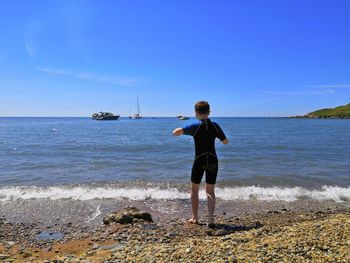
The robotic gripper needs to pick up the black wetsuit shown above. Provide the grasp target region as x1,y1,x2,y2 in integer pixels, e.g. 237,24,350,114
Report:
182,119,227,184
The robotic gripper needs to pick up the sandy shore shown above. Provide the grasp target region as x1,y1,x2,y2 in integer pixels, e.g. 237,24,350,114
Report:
0,206,349,262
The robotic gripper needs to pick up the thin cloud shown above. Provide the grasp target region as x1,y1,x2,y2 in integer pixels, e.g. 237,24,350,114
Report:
23,20,42,58
260,89,335,95
24,40,36,57
261,84,350,96
305,84,350,89
37,66,138,87
38,67,66,75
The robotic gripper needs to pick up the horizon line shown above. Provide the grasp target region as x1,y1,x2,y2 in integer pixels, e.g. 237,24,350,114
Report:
0,115,291,118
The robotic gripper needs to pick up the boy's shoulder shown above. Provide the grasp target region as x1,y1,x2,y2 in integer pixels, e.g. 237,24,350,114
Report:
183,121,201,129
182,121,201,136
185,119,220,127
209,119,220,127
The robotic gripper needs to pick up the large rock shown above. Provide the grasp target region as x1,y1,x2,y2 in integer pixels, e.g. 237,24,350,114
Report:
103,206,153,225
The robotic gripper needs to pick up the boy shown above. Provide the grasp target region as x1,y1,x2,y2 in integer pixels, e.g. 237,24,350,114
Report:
173,101,228,227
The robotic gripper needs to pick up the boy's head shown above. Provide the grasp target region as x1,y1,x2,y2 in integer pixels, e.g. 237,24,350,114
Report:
195,101,210,119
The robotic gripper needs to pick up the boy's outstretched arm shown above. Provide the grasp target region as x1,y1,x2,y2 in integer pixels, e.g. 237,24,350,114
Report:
172,128,184,136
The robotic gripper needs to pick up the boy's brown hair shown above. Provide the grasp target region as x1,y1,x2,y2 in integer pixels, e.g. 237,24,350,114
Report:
195,101,210,114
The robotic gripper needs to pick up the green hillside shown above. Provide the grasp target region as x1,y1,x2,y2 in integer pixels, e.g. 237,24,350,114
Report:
307,103,350,118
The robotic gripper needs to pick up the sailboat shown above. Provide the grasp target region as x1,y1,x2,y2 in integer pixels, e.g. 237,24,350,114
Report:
132,96,142,119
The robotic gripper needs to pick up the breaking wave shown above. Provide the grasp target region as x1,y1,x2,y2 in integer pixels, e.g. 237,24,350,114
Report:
0,185,349,203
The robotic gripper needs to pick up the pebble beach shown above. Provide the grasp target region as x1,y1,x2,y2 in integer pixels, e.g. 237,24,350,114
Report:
1,206,349,262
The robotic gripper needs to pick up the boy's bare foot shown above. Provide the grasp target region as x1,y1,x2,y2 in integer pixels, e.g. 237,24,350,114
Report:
187,218,199,224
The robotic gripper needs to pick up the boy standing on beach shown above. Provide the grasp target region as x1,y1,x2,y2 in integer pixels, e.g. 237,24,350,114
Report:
173,101,228,227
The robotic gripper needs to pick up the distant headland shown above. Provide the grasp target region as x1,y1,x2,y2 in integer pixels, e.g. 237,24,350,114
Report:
290,103,350,119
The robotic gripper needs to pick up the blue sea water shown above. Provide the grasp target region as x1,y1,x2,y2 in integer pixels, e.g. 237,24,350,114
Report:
0,117,349,203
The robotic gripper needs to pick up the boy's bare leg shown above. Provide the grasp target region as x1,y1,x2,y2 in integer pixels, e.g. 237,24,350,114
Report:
205,183,216,225
188,183,200,223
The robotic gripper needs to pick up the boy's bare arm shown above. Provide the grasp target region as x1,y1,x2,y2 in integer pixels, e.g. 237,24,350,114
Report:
172,128,184,136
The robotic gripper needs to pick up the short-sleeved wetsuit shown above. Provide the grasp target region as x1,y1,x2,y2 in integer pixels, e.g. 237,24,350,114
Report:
182,119,227,184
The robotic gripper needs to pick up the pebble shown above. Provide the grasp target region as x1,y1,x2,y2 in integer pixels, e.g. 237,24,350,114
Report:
0,254,10,260
99,243,120,250
91,243,100,250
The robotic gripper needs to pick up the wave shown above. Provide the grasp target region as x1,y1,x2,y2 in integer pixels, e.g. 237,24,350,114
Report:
0,185,349,203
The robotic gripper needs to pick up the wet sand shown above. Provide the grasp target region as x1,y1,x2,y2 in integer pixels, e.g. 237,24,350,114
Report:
0,198,350,262
1,197,349,225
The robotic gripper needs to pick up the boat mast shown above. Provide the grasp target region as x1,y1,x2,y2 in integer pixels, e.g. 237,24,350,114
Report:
137,96,140,116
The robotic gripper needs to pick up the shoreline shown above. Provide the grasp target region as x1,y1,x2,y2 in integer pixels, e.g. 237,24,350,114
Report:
1,200,350,262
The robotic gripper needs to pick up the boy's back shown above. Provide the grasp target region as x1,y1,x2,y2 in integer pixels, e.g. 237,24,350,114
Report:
183,118,226,158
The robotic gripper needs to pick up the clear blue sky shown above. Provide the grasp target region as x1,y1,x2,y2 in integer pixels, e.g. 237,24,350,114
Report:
0,0,349,117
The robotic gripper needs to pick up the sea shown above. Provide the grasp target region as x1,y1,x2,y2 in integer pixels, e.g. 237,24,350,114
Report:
0,117,349,223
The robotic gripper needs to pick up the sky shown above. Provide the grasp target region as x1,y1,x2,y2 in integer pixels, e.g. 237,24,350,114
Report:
0,0,350,117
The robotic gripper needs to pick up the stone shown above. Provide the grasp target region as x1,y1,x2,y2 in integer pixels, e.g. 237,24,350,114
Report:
5,241,16,247
99,243,120,250
143,224,158,230
166,231,177,237
103,207,153,225
133,212,153,222
103,216,113,225
111,243,126,251
22,252,32,258
116,214,134,224
91,243,100,250
134,245,142,252
0,254,10,260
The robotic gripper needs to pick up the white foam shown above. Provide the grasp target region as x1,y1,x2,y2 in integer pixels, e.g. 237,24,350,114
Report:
216,186,350,202
0,186,188,202
86,204,102,222
0,185,349,203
